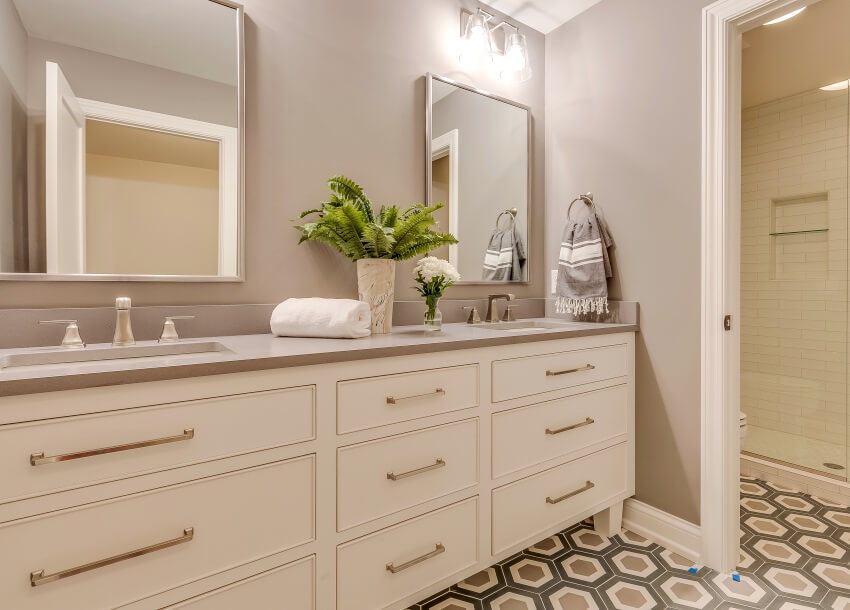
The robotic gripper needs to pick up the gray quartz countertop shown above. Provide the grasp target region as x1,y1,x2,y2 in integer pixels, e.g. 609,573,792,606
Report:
0,319,638,397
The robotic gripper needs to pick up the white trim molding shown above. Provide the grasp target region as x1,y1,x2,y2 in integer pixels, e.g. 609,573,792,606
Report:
431,128,460,268
623,499,702,564
701,0,812,573
77,98,239,277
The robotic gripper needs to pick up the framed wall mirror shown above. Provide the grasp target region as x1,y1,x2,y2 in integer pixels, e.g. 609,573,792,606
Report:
426,73,530,284
0,0,244,281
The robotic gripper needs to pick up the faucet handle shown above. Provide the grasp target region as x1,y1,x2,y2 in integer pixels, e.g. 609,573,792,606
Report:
501,306,517,322
462,306,481,324
159,316,195,343
39,320,85,349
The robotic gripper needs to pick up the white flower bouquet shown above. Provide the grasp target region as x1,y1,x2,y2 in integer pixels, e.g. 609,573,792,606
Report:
413,257,460,323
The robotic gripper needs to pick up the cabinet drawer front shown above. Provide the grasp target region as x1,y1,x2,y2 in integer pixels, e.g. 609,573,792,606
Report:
338,498,478,610
338,419,478,531
168,556,315,609
0,386,314,504
492,385,628,478
492,444,628,554
492,344,628,402
337,365,478,433
0,456,314,610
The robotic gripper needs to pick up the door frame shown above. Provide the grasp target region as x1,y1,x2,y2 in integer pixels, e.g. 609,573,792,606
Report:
431,128,460,268
700,0,814,572
77,99,239,277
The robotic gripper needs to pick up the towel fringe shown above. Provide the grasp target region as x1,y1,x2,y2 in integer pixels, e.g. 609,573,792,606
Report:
555,296,609,316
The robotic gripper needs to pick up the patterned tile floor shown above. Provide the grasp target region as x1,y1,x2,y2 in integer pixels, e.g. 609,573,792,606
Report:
409,477,850,609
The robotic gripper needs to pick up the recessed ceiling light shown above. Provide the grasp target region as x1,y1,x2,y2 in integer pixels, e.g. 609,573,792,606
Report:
820,80,850,91
763,6,806,25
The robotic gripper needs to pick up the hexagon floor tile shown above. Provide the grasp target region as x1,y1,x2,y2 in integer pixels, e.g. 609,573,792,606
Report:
409,478,850,609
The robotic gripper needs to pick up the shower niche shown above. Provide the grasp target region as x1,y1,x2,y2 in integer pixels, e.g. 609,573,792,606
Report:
769,193,829,281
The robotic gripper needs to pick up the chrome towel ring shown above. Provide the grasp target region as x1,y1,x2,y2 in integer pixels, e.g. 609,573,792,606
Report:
495,207,518,230
567,192,595,222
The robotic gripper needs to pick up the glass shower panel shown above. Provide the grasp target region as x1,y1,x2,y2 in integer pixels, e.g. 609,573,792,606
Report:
740,84,849,479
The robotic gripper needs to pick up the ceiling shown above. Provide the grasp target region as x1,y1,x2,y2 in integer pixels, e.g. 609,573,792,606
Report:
483,0,603,34
11,0,238,86
743,0,850,107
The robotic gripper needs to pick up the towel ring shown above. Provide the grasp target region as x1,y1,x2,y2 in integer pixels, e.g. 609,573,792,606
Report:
495,208,518,230
567,193,595,222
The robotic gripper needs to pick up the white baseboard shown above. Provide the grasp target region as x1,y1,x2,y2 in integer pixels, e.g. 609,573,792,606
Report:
622,498,702,563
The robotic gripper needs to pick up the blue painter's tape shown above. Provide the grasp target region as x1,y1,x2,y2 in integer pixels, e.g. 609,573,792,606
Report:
688,567,698,574
732,573,741,582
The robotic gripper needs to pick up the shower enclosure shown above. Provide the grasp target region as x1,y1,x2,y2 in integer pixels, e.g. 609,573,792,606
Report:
740,82,849,479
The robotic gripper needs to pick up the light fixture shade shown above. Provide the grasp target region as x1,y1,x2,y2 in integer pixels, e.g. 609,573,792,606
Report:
459,11,495,65
499,32,532,83
820,80,849,92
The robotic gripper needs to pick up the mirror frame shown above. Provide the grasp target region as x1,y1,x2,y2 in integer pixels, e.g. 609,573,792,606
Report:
425,72,532,286
0,0,246,283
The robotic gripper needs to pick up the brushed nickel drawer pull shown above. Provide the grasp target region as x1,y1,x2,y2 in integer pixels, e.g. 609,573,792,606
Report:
546,417,595,435
387,458,446,481
546,364,595,377
386,543,445,574
546,481,595,505
386,388,445,405
30,428,195,466
30,527,194,587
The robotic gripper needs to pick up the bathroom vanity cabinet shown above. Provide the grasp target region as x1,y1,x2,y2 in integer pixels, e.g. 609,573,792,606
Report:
0,330,635,609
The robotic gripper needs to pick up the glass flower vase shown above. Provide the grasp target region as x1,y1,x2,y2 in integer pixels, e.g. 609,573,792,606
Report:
424,296,443,332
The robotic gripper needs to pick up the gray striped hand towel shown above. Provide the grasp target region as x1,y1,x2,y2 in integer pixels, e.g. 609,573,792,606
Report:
556,213,614,315
482,225,526,281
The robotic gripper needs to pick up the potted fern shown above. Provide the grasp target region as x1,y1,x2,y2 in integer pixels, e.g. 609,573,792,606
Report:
295,176,458,334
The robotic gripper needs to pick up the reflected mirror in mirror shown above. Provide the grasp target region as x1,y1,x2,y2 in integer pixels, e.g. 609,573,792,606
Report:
427,74,530,283
0,0,243,280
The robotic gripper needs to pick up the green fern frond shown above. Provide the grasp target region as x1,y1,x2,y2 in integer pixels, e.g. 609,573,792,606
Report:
393,233,458,261
328,175,374,223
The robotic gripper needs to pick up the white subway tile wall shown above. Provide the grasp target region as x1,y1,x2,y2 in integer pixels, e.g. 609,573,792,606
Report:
741,86,849,476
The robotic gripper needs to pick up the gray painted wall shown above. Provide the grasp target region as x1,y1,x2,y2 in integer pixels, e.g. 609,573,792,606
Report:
432,88,528,281
0,0,545,308
0,0,27,273
545,0,711,524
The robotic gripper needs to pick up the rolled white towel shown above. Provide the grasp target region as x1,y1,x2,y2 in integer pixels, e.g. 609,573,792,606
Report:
270,298,371,339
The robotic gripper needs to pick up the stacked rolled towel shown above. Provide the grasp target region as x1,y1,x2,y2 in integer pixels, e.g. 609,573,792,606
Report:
270,298,371,339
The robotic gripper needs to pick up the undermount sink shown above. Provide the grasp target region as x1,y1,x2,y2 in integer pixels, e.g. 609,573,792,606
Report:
0,341,230,369
478,320,579,332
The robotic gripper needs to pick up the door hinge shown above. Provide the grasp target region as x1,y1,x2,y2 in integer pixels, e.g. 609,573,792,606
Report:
724,315,732,331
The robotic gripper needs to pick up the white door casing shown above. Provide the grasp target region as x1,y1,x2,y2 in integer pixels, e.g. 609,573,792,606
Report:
76,99,239,277
432,129,460,269
45,61,86,274
701,0,812,573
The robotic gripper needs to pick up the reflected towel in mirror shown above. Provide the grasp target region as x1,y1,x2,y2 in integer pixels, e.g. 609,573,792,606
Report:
482,226,526,281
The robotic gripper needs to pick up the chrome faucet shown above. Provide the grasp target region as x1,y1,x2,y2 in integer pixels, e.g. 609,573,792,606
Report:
485,293,515,323
113,297,136,346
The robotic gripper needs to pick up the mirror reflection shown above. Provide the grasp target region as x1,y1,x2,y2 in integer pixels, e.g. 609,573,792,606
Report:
0,0,241,278
428,74,529,283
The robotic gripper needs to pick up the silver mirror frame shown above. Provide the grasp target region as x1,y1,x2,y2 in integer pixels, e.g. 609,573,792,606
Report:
0,0,246,283
425,73,532,286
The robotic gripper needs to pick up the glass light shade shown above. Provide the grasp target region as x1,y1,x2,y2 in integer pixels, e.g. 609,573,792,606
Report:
459,11,494,65
499,32,532,83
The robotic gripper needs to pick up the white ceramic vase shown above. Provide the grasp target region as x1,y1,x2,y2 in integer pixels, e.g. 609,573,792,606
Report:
356,259,396,335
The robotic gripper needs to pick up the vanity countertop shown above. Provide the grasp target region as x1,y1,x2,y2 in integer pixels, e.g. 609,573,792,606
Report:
0,319,638,397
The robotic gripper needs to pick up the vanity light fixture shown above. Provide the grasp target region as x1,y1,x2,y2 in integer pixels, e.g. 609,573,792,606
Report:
762,6,805,25
458,9,532,83
820,80,850,91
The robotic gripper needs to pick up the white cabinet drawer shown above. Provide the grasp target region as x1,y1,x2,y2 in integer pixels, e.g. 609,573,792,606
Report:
492,444,628,554
0,456,315,610
338,419,478,531
167,556,315,609
492,385,628,478
492,343,628,402
0,386,314,504
337,497,478,610
337,365,478,433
